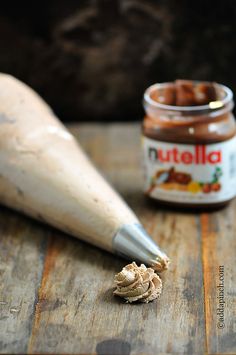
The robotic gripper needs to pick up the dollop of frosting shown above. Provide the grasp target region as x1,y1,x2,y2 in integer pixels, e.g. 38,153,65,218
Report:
113,262,162,303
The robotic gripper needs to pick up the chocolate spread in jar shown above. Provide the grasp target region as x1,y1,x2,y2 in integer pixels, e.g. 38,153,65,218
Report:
142,80,236,209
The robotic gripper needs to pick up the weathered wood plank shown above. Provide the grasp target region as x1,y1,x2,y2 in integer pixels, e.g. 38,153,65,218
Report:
27,211,206,354
27,124,205,354
1,123,235,354
0,208,47,353
201,203,236,354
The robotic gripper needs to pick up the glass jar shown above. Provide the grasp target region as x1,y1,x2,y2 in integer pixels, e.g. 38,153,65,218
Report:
142,81,236,208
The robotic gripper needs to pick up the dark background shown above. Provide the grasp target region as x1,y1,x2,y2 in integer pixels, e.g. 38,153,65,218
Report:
1,0,236,122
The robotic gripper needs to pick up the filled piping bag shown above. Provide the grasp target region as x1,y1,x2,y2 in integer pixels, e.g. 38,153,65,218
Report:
0,74,169,271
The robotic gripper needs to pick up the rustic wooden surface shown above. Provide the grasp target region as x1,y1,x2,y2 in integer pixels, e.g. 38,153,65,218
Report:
0,123,235,355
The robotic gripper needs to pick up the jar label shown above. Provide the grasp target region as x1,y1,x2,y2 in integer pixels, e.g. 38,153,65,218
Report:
142,136,236,204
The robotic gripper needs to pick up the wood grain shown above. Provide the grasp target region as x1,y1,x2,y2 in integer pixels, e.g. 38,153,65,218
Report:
0,123,235,354
201,204,236,354
0,209,47,353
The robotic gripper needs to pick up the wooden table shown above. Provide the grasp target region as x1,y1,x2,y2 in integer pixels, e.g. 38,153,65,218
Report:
0,124,235,355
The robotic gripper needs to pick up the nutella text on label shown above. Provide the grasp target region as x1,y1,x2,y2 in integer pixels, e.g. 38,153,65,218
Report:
142,136,236,204
148,146,222,165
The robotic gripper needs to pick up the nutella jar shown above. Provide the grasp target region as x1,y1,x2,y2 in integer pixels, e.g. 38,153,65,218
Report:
142,80,236,208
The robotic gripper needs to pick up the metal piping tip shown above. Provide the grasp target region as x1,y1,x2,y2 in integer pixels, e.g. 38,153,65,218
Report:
113,224,170,272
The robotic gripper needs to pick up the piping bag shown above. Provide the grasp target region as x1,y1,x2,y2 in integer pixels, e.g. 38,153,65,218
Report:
0,74,169,271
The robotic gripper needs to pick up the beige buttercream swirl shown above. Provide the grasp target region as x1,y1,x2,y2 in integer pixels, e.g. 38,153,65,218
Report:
113,262,162,303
